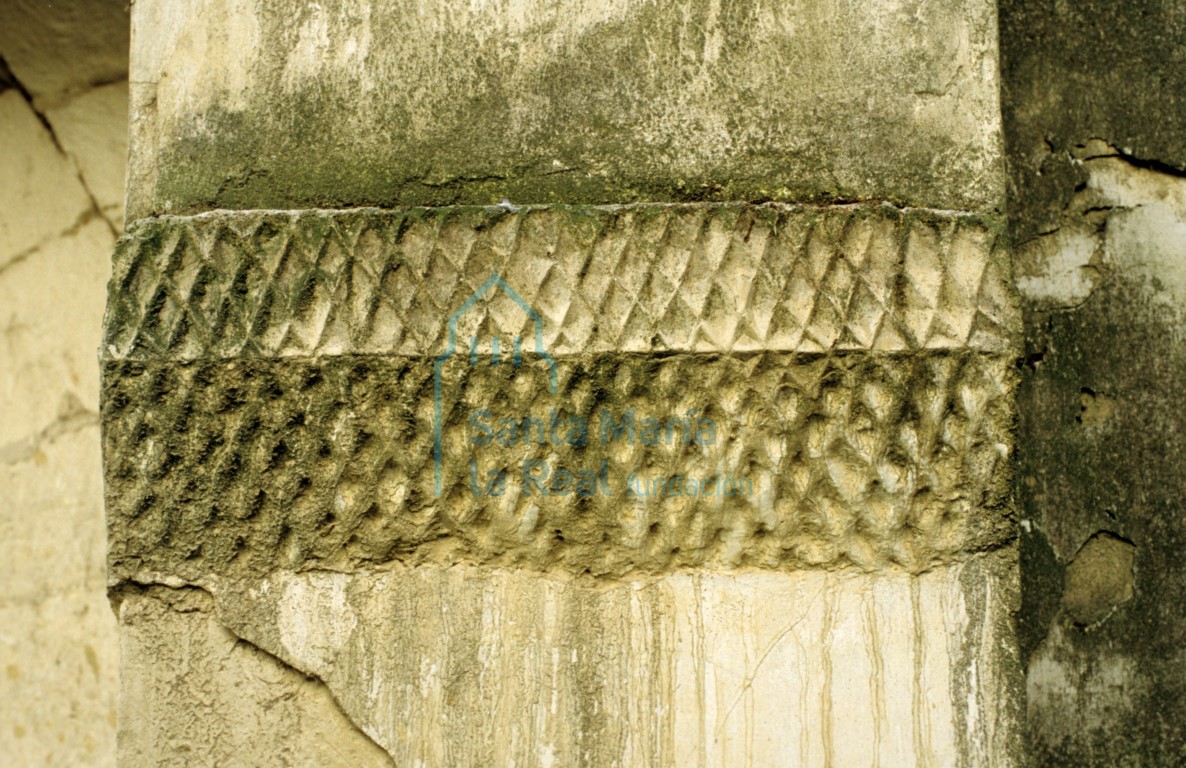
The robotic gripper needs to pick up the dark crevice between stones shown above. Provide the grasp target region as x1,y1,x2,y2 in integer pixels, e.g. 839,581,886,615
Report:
0,55,14,93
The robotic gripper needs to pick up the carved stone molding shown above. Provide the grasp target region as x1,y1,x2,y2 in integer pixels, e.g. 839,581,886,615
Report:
102,204,1018,581
103,204,1017,360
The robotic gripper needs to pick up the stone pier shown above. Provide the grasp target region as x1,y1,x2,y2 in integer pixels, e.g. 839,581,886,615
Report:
105,1,1023,765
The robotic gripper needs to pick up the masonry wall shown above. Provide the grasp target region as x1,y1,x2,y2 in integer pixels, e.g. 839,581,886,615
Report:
1001,0,1186,764
0,1,128,765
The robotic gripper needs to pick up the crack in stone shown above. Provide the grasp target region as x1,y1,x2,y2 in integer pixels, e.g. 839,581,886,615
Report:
0,400,99,466
1021,138,1186,252
1078,141,1186,180
224,631,398,766
0,207,105,276
114,580,399,766
0,53,119,237
0,56,14,93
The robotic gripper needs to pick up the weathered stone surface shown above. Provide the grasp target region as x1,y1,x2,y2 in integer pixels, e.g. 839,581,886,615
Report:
104,206,1018,360
150,551,1017,768
102,194,1023,763
116,588,395,768
126,0,1005,218
1012,154,1186,764
0,91,96,266
101,0,1028,762
102,206,1018,580
105,351,1015,579
1060,532,1134,627
45,82,130,229
114,558,1024,767
1001,0,1186,241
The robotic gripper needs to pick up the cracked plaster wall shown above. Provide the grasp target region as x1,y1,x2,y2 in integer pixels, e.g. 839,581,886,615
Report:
0,2,125,765
2,9,379,764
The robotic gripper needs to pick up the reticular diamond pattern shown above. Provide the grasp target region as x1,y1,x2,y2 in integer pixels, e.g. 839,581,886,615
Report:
102,204,1019,580
104,352,1016,580
103,205,1018,361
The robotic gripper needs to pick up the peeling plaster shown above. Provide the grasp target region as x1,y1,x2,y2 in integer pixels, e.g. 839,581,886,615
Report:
1014,147,1186,313
113,583,397,766
1014,142,1186,765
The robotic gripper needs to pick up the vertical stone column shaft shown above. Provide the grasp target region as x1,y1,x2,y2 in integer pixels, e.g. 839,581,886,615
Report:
106,1,1023,765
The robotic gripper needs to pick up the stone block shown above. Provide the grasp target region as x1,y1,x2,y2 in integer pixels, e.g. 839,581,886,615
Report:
102,206,1018,581
0,91,94,263
45,82,130,230
102,203,1024,765
126,0,1005,218
195,554,1021,767
115,588,395,768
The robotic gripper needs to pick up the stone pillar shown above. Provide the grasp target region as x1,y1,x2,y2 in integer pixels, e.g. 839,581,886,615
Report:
105,1,1023,765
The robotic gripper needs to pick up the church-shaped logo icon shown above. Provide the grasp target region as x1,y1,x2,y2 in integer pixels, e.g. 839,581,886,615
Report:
433,273,558,495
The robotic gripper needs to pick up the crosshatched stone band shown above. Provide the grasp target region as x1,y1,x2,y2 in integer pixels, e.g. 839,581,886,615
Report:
102,204,1018,581
103,204,1018,361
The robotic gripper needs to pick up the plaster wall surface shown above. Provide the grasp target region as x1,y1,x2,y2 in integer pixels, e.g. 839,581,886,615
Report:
0,2,129,765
